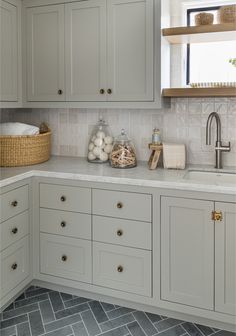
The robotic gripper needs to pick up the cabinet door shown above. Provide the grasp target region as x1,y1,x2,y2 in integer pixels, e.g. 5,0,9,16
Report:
215,202,236,315
65,0,106,101
0,0,17,101
161,197,214,310
107,0,153,101
26,5,65,101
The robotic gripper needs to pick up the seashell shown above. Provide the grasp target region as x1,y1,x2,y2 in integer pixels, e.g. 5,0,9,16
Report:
91,135,96,142
104,144,113,154
99,152,109,162
88,151,96,161
88,143,94,151
93,146,102,157
104,136,113,145
94,138,103,147
96,131,105,139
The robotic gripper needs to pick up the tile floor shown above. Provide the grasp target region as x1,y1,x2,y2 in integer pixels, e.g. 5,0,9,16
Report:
0,286,234,336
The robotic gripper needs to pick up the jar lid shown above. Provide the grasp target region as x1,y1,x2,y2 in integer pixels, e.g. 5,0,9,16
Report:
115,129,131,145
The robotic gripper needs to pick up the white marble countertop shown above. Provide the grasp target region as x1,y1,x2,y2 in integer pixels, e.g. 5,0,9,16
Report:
0,156,236,195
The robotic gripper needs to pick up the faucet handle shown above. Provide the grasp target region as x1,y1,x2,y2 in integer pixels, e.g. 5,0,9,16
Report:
218,141,231,152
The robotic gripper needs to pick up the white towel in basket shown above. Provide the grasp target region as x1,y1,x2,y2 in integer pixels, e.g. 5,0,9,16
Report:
163,143,186,169
0,122,39,136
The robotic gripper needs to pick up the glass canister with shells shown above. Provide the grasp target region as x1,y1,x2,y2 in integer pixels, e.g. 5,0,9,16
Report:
87,117,113,163
110,129,137,168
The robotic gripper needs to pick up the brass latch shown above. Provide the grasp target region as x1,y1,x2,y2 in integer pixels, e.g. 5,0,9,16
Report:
212,211,223,221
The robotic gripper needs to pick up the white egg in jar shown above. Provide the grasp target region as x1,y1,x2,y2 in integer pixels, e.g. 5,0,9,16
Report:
88,143,94,151
93,146,102,157
104,144,113,154
94,137,103,147
99,152,109,162
104,136,113,145
88,152,96,161
96,131,105,139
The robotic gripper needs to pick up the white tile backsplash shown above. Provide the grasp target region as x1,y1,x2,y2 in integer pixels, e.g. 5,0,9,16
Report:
1,97,236,167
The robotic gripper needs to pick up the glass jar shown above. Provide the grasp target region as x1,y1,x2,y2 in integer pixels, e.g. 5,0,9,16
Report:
110,129,137,168
87,117,113,163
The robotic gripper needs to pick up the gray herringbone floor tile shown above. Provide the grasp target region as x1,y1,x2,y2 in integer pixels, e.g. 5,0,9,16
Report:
0,287,234,336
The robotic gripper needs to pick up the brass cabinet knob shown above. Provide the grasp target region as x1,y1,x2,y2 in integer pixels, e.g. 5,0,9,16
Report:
61,255,67,262
12,227,18,234
11,200,18,207
60,196,66,202
100,89,105,94
117,202,123,209
212,211,223,221
58,89,63,95
117,265,123,273
11,263,18,270
107,89,112,94
60,221,66,228
117,229,123,237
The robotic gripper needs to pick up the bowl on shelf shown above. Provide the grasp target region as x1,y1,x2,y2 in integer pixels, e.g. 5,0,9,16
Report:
195,12,214,26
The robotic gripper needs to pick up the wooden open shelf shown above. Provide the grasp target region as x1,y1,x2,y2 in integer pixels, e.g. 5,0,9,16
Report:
162,23,236,44
162,87,236,98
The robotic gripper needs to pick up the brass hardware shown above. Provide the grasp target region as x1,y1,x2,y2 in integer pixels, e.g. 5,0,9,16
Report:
12,227,18,234
58,89,63,95
61,255,67,262
60,196,66,202
117,229,123,237
61,221,66,228
107,89,112,94
117,265,123,273
11,263,18,270
117,202,123,209
100,89,105,94
212,211,223,221
11,200,18,207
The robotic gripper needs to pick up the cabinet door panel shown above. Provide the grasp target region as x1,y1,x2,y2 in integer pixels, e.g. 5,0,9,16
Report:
161,197,214,310
0,0,17,101
27,5,65,101
107,0,153,101
215,202,236,315
65,0,106,101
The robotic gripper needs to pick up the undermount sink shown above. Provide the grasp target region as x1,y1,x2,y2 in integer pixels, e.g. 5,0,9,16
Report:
184,170,236,185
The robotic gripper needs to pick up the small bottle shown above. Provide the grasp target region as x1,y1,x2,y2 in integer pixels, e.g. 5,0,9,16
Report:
152,128,161,145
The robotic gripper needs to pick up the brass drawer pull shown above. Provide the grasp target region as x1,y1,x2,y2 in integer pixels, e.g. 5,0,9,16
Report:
107,89,112,94
58,89,63,95
100,89,105,94
11,263,18,270
117,265,123,273
11,200,18,207
60,221,66,228
117,229,123,237
11,227,18,234
61,255,67,262
212,211,223,221
60,196,66,202
117,202,123,209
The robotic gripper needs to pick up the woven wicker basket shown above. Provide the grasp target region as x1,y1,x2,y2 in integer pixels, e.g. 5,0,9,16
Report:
195,12,214,26
0,131,51,167
218,5,236,23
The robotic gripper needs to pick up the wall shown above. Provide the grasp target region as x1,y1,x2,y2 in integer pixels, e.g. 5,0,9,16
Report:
1,97,236,166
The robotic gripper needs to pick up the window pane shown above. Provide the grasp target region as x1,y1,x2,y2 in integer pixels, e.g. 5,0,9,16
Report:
189,41,236,83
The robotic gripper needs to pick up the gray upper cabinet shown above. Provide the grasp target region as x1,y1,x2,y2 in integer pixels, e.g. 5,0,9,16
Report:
215,202,236,316
26,4,65,101
161,196,214,310
0,0,18,102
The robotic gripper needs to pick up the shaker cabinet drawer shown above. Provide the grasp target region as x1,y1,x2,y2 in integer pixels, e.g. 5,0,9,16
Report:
93,189,152,222
40,183,91,213
0,211,29,251
93,216,151,250
0,185,29,223
40,208,91,240
93,242,152,297
0,236,30,298
40,233,92,283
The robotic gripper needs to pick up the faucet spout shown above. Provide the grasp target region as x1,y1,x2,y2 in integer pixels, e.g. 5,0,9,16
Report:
206,112,231,169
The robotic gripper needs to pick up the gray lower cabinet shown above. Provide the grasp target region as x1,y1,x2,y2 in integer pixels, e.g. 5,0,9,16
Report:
215,202,236,316
161,196,214,310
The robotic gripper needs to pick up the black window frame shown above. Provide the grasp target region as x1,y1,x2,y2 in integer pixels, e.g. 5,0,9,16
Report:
186,6,221,85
